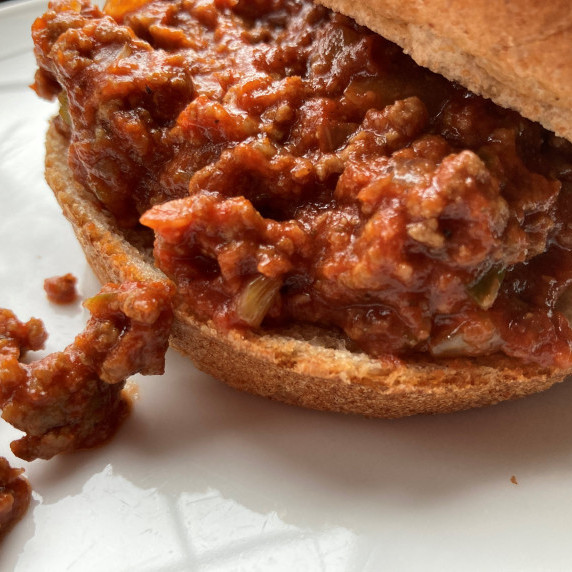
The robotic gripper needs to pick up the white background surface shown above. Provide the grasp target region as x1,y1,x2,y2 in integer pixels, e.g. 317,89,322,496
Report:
2,1,572,570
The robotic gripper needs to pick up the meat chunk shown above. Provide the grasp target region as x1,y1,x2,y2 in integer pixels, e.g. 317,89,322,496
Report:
0,457,31,539
44,273,79,304
0,281,173,461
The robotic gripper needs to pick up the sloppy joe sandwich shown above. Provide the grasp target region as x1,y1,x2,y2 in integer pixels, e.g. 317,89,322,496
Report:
32,0,572,417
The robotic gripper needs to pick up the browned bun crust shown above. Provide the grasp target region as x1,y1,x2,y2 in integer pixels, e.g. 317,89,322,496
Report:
316,0,572,141
45,121,572,417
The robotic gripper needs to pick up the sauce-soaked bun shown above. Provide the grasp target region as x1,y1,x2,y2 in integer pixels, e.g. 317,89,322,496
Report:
317,0,572,141
45,122,571,417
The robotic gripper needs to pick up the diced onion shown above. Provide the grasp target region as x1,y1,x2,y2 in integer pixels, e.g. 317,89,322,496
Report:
430,322,501,358
58,91,71,127
236,275,281,327
430,331,473,357
556,286,572,326
468,266,505,310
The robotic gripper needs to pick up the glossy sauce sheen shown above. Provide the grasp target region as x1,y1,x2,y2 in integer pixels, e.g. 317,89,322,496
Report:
32,0,572,367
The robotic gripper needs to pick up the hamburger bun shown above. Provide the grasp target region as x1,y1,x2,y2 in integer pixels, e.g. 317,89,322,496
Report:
39,0,572,418
317,0,572,141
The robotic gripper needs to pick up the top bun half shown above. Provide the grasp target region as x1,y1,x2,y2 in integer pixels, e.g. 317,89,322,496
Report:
316,0,572,141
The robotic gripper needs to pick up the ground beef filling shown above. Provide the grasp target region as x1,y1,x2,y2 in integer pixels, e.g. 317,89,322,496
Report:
0,457,31,539
0,282,173,461
33,0,572,367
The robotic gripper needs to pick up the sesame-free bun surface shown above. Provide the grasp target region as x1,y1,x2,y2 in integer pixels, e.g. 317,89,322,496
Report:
45,122,571,417
317,0,572,141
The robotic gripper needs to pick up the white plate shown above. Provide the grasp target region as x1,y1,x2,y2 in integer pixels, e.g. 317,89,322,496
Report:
2,1,572,570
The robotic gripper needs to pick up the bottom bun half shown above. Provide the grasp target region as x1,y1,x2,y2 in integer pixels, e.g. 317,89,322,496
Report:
45,121,570,418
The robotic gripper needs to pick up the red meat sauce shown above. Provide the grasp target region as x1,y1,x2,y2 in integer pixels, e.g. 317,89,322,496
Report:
0,282,173,462
0,457,31,540
32,0,572,367
44,272,79,304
